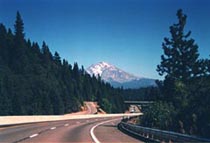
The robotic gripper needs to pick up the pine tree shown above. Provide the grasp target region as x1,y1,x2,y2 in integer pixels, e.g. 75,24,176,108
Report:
40,42,52,67
73,62,80,81
53,51,61,65
155,9,210,136
0,24,7,64
14,11,24,40
157,9,200,82
13,11,28,72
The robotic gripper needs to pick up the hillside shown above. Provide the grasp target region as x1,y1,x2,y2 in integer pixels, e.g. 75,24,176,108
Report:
0,12,125,115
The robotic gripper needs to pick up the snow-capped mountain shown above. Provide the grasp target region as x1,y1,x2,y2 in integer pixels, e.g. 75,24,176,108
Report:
86,62,156,88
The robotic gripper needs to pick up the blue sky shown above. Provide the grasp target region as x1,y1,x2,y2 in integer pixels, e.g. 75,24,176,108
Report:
0,0,210,79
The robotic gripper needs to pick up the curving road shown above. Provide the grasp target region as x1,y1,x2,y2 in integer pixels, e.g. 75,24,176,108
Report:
0,102,143,143
85,102,98,114
0,117,143,143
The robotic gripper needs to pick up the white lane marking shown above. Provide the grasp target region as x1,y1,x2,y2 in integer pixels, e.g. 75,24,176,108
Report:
86,120,89,122
90,118,120,143
50,127,56,130
29,133,39,138
76,121,80,124
64,124,69,127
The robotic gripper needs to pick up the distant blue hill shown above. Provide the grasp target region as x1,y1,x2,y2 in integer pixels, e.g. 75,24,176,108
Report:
110,78,157,89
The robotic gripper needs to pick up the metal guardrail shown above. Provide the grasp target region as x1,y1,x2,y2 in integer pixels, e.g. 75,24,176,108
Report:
119,122,210,142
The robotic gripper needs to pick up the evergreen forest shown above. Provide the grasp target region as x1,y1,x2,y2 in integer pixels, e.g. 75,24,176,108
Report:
0,12,126,115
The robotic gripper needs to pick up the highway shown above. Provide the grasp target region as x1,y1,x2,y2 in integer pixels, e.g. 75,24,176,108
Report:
0,117,143,143
0,102,143,143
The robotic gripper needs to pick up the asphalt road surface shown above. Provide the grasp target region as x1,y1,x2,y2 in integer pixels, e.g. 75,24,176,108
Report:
0,117,143,143
0,102,143,143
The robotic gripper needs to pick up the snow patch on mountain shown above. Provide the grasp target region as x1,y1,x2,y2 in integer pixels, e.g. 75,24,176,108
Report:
86,62,140,83
87,62,112,76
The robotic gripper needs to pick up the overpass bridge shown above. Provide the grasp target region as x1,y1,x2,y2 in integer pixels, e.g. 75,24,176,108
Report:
124,101,154,113
124,101,154,106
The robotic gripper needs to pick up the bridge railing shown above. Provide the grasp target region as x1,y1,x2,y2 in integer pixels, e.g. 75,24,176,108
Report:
119,121,210,142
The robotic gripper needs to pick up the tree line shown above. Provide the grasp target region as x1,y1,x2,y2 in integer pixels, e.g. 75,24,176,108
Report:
139,9,210,138
0,12,125,115
121,86,160,101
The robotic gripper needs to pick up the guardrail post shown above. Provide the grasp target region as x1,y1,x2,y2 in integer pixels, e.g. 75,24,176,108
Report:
146,133,149,138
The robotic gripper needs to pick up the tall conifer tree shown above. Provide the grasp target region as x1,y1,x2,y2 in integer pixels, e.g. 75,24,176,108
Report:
14,11,24,41
157,9,200,82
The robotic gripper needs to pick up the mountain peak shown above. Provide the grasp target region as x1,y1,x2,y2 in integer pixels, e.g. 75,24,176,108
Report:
87,61,112,77
86,62,140,83
99,61,110,65
97,61,112,69
86,62,156,88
